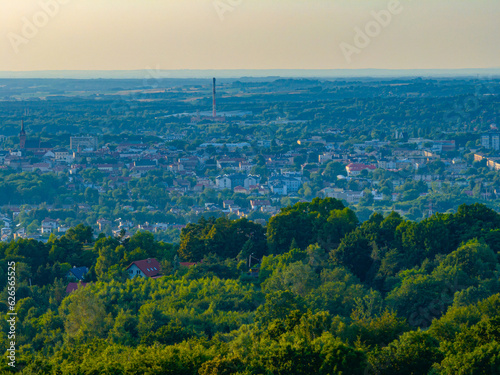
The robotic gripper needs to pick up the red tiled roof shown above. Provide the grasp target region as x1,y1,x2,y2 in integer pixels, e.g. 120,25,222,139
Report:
66,282,88,294
127,258,162,277
180,262,197,267
346,163,376,171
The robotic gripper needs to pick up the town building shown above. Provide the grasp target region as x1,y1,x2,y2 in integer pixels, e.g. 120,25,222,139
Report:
345,163,377,176
41,218,58,234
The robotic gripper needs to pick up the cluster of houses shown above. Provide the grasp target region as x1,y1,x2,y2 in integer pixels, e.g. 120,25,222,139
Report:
1,122,498,241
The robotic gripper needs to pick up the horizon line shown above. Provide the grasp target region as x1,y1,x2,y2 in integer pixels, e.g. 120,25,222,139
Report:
1,68,499,80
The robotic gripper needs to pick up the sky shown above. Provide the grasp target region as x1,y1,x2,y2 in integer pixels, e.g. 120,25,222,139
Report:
1,0,499,72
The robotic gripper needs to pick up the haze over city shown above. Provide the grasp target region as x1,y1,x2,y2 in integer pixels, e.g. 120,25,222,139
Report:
1,0,499,73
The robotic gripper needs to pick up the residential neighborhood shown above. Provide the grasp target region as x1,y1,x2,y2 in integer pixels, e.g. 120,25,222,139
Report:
1,120,499,243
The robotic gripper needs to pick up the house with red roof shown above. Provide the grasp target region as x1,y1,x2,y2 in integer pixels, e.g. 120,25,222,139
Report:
126,258,162,279
66,282,88,294
345,163,376,177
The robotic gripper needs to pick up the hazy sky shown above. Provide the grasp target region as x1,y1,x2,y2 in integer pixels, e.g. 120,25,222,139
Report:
1,0,499,71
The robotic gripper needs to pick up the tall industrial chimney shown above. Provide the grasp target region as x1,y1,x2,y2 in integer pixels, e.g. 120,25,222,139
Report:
212,78,216,118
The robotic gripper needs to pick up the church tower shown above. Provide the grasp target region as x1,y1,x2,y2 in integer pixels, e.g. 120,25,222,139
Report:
19,120,26,149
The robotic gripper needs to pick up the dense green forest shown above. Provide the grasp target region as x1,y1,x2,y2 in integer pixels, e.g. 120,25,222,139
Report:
1,198,500,373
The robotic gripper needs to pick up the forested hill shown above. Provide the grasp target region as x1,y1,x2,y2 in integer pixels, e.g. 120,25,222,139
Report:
1,198,500,373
